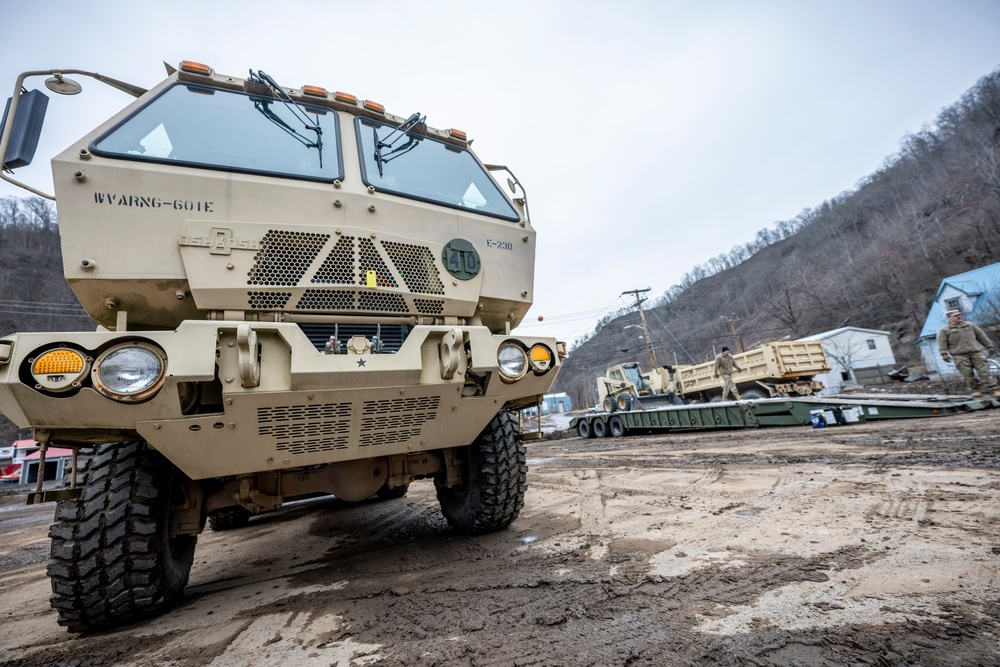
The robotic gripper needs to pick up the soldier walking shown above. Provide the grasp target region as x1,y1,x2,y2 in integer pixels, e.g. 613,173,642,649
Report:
713,346,743,401
937,309,1000,397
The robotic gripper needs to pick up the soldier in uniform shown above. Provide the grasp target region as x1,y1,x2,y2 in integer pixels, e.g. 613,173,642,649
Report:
937,309,999,397
713,346,743,401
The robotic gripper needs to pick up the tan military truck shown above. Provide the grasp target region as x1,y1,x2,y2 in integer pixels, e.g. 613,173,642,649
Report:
0,61,563,632
598,341,829,409
677,341,829,401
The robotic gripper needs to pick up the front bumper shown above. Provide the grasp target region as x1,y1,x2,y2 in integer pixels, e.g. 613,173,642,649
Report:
0,321,560,479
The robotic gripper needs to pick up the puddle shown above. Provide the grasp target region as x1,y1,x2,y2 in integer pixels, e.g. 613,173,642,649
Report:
735,508,762,516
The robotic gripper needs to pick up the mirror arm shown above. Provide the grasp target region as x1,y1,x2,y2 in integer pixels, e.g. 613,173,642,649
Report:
0,69,148,200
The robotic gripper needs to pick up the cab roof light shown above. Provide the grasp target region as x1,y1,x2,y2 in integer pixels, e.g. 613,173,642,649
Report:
334,91,358,104
180,60,212,75
363,99,385,113
449,128,468,141
302,85,328,97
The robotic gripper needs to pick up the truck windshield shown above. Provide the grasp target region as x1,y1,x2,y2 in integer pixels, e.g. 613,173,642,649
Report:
92,84,343,181
357,117,519,221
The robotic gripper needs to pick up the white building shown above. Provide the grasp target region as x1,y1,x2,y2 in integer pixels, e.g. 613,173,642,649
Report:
799,327,896,395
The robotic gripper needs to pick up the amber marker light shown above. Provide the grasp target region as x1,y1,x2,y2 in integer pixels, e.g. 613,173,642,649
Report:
31,348,89,392
180,60,212,75
303,85,328,97
334,91,358,104
33,349,84,375
363,100,385,113
529,344,553,373
449,128,467,141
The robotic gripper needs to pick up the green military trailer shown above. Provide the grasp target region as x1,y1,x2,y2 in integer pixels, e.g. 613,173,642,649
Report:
0,61,563,631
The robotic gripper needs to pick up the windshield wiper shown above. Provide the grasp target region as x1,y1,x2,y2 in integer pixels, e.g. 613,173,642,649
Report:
248,69,324,167
373,112,425,177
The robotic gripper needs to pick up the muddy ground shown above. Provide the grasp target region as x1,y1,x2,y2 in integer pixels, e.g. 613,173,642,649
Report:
0,399,998,666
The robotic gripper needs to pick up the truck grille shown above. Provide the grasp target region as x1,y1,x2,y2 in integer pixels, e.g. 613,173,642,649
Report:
358,396,440,447
296,323,409,353
245,231,447,313
257,402,351,455
255,395,440,455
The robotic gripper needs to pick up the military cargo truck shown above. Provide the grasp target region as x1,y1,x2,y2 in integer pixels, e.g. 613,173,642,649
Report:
0,62,563,632
598,341,829,409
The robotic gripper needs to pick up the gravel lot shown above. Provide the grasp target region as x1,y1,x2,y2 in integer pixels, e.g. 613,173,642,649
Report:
0,400,998,666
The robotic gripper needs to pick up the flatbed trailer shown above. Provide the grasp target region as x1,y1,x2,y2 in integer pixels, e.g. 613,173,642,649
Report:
570,394,998,438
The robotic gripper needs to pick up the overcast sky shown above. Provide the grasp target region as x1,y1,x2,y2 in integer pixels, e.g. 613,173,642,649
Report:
3,0,1000,344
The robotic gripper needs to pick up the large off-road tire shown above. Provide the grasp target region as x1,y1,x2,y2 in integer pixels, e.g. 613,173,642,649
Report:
741,389,767,400
47,441,197,633
208,507,252,531
435,411,525,535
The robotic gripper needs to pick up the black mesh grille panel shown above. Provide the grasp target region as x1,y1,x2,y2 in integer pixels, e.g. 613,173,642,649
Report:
248,291,291,309
296,289,356,310
358,396,440,447
382,241,445,295
257,402,352,455
312,235,356,284
413,298,445,314
248,230,330,286
358,238,398,288
358,291,408,313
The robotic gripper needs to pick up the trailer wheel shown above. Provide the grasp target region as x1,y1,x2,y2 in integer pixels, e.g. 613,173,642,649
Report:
577,419,593,439
208,507,252,531
48,441,197,633
609,416,626,437
602,395,617,413
436,411,525,535
592,418,608,438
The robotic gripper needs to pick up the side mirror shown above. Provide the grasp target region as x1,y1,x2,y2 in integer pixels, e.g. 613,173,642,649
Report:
1,89,48,169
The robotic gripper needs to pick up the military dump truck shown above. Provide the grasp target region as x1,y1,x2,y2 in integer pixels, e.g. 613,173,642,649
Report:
598,341,829,409
0,61,563,632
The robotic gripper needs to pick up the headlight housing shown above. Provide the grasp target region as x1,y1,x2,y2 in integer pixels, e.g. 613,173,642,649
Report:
30,347,90,392
528,344,553,373
497,342,528,382
91,342,167,402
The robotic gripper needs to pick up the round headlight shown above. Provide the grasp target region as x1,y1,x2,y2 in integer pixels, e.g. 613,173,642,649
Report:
497,343,528,381
92,343,166,402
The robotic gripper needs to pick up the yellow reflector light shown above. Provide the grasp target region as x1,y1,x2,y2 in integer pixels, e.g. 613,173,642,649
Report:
180,60,212,75
530,346,551,363
334,91,358,104
449,128,467,141
33,349,85,375
363,99,385,113
528,344,553,373
303,85,328,97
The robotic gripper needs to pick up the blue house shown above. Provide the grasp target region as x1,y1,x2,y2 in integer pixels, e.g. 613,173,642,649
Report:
917,262,1000,377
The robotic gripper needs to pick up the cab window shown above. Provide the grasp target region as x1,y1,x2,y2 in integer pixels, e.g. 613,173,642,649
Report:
92,84,343,182
356,117,518,221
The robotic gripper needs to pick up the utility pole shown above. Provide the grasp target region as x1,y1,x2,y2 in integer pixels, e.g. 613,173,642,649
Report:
622,287,656,369
723,313,743,352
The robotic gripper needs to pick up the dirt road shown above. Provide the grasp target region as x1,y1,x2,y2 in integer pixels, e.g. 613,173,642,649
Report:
1,409,998,666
